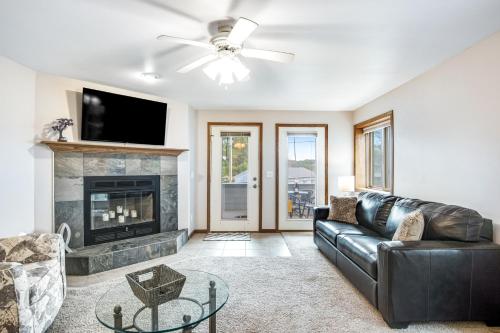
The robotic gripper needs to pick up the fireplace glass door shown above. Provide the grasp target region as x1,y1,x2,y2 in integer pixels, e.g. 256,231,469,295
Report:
84,176,160,246
90,191,155,230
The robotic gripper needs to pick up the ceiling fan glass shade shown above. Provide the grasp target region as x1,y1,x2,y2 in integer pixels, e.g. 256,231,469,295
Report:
240,48,295,63
202,56,250,86
227,17,258,46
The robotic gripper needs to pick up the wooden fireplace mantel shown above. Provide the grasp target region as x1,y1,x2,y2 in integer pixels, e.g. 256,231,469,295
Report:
40,141,188,156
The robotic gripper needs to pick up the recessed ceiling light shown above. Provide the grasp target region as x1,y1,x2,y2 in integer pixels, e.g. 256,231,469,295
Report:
141,72,161,81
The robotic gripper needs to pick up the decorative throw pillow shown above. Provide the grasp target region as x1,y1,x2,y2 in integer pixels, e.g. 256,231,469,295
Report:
327,196,358,224
392,210,425,241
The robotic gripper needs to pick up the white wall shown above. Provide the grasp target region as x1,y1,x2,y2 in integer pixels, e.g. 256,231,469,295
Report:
33,73,193,233
353,31,500,243
176,106,197,235
195,110,354,230
0,56,36,237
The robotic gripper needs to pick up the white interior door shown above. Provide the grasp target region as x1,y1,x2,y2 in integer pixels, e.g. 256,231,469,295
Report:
278,126,326,230
210,125,260,231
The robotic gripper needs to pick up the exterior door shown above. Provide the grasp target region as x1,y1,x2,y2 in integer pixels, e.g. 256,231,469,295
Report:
277,125,327,230
209,125,260,231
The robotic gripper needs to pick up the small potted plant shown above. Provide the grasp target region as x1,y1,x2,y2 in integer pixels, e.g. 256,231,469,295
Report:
51,118,74,142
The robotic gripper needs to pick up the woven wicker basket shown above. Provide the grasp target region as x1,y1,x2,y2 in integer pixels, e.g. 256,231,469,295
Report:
126,265,186,307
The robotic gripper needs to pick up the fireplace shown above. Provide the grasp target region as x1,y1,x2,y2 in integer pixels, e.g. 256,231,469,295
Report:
83,175,160,246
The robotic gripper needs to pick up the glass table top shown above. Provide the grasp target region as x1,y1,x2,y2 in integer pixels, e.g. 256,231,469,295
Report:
95,269,229,332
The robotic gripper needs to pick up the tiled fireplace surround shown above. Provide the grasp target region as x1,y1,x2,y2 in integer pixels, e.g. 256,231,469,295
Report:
54,152,178,249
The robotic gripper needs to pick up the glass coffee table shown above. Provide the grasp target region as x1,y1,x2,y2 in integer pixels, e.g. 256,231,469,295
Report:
95,270,229,333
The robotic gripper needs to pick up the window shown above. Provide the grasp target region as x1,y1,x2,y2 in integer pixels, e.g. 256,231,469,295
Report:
354,111,393,193
287,133,317,219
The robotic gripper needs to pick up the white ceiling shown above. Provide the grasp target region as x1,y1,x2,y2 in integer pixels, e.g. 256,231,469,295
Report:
1,0,500,111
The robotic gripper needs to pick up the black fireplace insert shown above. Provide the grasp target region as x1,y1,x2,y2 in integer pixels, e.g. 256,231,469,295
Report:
83,175,160,246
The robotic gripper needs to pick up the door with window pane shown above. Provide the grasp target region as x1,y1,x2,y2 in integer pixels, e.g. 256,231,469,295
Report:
277,125,327,230
210,125,260,231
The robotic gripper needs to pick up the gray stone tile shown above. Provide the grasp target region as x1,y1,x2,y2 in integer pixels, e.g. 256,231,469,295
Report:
141,156,160,175
137,243,160,262
160,175,178,227
161,189,177,214
54,176,83,202
83,153,126,176
161,213,178,232
65,257,89,275
125,154,142,175
160,241,177,257
126,247,139,266
89,253,113,274
112,249,130,269
54,152,83,177
160,175,178,193
161,156,177,175
54,200,84,249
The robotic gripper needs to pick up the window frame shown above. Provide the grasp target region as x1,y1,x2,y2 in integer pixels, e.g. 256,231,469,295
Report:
354,111,394,194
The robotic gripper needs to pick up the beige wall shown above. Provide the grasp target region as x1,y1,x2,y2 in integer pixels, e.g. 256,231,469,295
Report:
0,57,37,237
195,109,354,231
354,31,500,243
33,74,196,233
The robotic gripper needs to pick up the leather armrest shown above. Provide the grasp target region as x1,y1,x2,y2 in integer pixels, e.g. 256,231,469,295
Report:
377,240,500,326
313,206,330,231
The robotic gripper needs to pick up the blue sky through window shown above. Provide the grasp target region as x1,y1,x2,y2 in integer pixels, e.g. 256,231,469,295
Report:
288,135,316,161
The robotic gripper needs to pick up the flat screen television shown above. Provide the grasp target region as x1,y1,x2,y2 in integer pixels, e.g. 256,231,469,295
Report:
81,88,167,145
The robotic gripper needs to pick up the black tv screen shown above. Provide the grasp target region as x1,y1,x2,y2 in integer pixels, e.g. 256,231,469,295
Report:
81,88,167,145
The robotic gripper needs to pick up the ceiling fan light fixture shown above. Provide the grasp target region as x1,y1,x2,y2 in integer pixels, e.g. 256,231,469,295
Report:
232,58,250,81
202,60,220,81
219,69,234,86
141,72,161,82
202,56,250,86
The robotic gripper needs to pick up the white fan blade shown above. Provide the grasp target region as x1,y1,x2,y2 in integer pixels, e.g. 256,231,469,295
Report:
177,54,218,73
227,17,258,45
240,48,295,63
157,35,215,50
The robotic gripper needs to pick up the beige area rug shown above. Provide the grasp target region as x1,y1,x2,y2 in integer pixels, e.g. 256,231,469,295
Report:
48,235,499,333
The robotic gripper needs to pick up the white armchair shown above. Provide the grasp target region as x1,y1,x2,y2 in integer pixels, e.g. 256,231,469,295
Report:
0,234,66,333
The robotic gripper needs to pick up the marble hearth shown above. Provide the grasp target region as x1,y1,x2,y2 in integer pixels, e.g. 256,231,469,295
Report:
65,230,188,275
54,152,178,249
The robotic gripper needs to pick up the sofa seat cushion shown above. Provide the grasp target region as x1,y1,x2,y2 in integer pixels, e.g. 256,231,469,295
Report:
337,234,387,279
316,220,379,246
24,259,60,305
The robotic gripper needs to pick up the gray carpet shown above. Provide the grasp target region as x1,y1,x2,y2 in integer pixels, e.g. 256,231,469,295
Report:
48,244,498,332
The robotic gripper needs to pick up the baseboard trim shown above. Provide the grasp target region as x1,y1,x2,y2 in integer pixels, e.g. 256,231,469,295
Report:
260,229,279,233
279,229,313,232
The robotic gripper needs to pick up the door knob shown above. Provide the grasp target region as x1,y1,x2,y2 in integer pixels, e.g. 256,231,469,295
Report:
253,177,257,181
252,184,257,189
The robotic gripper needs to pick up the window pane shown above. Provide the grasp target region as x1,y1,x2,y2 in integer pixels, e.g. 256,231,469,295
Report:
221,135,248,219
371,128,384,188
287,134,317,219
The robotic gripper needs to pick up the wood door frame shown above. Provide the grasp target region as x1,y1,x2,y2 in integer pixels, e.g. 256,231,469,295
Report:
275,124,329,231
353,111,394,193
207,122,263,232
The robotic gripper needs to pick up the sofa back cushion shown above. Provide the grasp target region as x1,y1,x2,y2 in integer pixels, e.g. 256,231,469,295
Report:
356,192,397,237
386,198,484,242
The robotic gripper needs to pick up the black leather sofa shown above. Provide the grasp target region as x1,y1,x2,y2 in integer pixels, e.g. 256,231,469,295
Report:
313,192,500,328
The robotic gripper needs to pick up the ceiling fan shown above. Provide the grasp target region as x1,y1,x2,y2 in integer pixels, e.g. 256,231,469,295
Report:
157,17,295,86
